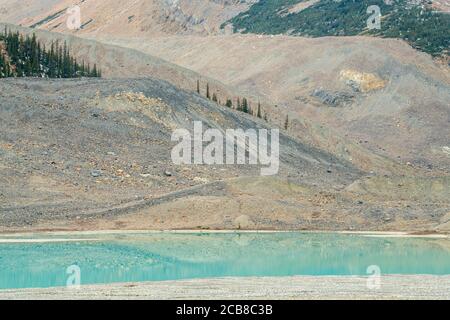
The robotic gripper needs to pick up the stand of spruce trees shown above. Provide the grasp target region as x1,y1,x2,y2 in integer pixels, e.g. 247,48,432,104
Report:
0,28,100,78
201,82,268,121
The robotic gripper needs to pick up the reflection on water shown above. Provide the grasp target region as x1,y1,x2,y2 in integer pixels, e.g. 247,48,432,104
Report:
0,232,449,289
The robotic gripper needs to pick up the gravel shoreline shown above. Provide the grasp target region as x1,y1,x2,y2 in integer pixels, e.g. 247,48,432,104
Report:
0,229,447,237
1,275,449,300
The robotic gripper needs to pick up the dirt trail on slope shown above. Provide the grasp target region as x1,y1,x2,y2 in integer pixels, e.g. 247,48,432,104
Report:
1,78,448,234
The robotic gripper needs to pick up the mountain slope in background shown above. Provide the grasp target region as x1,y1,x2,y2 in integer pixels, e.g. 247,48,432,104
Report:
0,22,238,101
0,1,448,172
0,0,448,56
225,0,450,57
99,34,450,172
0,2,449,232
0,0,256,36
2,77,449,233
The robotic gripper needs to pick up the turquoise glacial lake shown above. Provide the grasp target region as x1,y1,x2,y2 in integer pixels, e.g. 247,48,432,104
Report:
0,232,449,289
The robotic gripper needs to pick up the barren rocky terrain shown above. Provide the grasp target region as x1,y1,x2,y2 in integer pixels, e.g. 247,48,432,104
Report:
1,2,449,171
99,34,450,172
1,77,449,233
0,0,256,36
2,275,450,300
0,77,354,230
0,2,449,233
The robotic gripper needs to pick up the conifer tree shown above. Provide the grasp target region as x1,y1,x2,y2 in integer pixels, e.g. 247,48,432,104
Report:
91,64,98,77
284,115,289,130
206,83,210,99
196,80,200,94
242,98,249,114
0,28,100,79
0,54,5,78
257,102,262,118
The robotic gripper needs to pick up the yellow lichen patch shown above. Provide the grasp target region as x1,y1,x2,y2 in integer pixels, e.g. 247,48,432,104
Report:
111,91,168,109
442,146,450,156
0,142,14,150
340,69,387,92
95,91,178,130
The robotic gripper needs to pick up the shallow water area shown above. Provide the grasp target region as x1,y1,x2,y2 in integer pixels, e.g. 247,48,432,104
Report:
0,231,449,289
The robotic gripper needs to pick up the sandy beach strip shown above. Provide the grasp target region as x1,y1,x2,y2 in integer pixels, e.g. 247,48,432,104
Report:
1,275,449,300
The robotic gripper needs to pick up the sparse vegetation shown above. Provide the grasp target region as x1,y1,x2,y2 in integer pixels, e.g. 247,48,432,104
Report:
197,81,269,121
206,83,210,99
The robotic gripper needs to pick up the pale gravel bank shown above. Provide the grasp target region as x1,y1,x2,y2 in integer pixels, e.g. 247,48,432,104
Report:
1,275,449,300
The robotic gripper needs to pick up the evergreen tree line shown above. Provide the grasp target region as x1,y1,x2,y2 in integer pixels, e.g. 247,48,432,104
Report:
224,0,450,57
0,28,101,78
197,80,269,122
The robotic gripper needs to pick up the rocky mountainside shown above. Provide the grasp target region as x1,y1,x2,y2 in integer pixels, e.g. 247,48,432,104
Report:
0,77,356,230
100,34,450,173
0,0,448,55
0,22,241,103
0,0,256,36
2,1,447,172
1,77,449,233
0,3,449,233
225,0,450,57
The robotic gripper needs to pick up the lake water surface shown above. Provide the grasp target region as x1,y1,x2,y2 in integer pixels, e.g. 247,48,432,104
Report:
0,232,449,289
